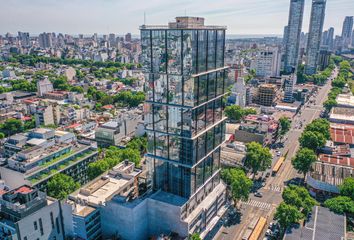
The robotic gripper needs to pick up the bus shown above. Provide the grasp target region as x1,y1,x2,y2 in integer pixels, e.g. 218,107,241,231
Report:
248,217,267,240
272,156,285,176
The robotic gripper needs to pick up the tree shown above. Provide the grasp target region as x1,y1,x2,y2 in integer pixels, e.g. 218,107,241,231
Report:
88,160,110,180
225,105,244,122
244,142,272,177
189,233,201,240
274,203,303,234
224,105,256,122
279,116,291,136
324,196,354,214
47,174,80,200
221,168,253,204
299,131,326,151
0,132,5,139
1,119,24,136
332,77,347,88
305,119,330,140
282,185,317,216
291,148,317,179
339,177,354,200
323,99,337,112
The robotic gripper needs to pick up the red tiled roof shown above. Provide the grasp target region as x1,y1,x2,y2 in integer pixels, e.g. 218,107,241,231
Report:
14,186,33,194
318,154,354,168
22,116,32,121
102,105,114,110
330,124,354,144
65,123,81,129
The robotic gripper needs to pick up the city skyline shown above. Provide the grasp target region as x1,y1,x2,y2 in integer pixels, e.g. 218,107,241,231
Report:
1,0,353,36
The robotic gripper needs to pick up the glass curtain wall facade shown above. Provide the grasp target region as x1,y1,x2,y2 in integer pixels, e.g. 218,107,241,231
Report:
305,0,326,75
141,24,227,199
283,0,305,74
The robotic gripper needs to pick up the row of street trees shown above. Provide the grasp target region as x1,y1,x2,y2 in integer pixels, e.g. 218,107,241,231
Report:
275,185,318,235
323,60,352,112
221,141,272,207
274,117,331,236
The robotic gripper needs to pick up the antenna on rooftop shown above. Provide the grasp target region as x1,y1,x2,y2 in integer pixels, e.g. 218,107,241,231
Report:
184,9,187,16
144,12,146,25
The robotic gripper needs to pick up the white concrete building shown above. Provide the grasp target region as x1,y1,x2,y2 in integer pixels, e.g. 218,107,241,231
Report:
250,48,281,77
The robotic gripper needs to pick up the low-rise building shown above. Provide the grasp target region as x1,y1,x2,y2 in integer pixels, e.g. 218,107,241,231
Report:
284,206,345,240
234,114,278,146
336,93,354,108
95,112,144,147
0,141,98,192
307,154,354,196
329,107,354,125
65,161,142,240
0,185,65,240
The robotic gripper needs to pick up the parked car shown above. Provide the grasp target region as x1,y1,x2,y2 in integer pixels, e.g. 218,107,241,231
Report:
254,192,263,198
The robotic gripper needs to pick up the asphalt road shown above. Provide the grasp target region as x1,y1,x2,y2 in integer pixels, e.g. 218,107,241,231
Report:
215,68,338,240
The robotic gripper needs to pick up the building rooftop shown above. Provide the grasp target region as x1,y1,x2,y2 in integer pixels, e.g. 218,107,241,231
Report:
284,206,345,240
330,124,354,145
140,16,226,30
336,94,354,108
318,154,354,168
69,161,141,207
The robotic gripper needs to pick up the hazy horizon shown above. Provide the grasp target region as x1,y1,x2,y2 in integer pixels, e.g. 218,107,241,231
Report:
1,0,353,36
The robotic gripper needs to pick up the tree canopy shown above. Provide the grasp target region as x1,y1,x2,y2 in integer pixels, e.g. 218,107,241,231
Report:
224,105,256,122
282,185,317,216
221,168,253,203
299,131,326,151
324,177,354,215
339,177,354,200
279,116,291,136
324,196,354,215
291,148,317,179
304,119,330,140
274,203,303,234
47,174,80,200
244,142,272,176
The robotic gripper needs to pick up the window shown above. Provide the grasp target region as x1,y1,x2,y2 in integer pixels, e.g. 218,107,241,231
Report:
198,30,207,73
167,30,182,74
208,72,216,100
168,75,183,105
152,30,166,73
39,218,44,236
153,104,168,132
50,212,55,229
141,30,151,72
198,75,208,104
207,30,216,70
34,221,38,230
24,237,27,240
182,30,198,75
56,217,60,234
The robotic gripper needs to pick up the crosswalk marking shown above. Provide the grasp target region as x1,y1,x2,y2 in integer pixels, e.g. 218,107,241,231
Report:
269,184,282,192
241,199,271,210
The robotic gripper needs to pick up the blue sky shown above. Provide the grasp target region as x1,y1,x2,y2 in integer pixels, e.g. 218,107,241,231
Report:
1,0,353,36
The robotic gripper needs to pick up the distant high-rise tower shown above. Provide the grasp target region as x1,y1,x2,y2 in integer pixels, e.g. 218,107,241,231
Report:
341,16,353,49
18,32,30,47
283,0,305,74
38,32,53,49
327,27,334,50
305,0,327,75
141,16,227,237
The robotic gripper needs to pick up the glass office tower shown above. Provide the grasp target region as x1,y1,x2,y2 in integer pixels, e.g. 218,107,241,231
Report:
141,17,227,199
305,0,326,75
283,0,305,74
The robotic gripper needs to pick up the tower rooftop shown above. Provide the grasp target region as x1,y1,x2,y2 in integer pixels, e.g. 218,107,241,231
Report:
140,16,226,30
